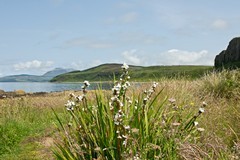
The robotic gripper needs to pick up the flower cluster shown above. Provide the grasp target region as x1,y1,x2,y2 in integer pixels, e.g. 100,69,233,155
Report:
82,80,90,95
110,63,131,111
109,63,133,151
194,101,207,132
114,109,124,126
65,100,75,111
143,82,159,106
198,101,207,115
65,80,90,111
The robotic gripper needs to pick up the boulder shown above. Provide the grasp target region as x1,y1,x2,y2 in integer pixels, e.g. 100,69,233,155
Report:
215,37,240,68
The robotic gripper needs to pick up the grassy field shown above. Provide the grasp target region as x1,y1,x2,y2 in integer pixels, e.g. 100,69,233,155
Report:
0,67,240,159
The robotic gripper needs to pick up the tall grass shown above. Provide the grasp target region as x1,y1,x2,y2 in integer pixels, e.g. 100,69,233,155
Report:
198,69,240,99
195,69,240,159
53,63,207,159
0,94,67,159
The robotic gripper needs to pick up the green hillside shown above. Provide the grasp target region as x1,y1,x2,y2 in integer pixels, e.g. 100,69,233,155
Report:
50,63,213,82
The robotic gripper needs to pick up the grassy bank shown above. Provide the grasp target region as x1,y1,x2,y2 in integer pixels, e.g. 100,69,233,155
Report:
0,68,239,159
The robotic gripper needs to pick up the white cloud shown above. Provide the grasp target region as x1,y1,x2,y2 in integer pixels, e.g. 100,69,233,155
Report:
14,60,54,71
157,49,213,65
211,19,228,29
121,49,142,65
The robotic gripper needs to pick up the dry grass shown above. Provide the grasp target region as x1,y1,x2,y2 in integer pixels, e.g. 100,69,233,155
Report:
1,70,240,159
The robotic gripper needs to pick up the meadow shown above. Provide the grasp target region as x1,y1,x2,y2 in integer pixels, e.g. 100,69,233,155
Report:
0,64,239,159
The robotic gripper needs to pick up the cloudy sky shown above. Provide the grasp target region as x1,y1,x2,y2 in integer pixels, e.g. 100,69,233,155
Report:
0,0,239,76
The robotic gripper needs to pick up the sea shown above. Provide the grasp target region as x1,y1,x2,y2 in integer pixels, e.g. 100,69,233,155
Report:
0,82,113,93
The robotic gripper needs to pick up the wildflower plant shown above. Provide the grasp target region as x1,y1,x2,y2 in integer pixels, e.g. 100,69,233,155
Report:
53,63,206,159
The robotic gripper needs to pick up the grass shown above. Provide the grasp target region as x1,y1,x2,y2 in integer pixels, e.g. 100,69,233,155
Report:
0,66,239,159
0,92,69,159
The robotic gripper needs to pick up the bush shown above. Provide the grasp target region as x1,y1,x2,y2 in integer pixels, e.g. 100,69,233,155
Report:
199,69,240,99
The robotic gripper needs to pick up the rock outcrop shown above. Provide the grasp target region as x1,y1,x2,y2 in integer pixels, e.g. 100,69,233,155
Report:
215,37,240,68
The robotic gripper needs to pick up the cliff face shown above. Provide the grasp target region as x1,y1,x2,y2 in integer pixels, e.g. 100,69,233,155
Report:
215,37,240,68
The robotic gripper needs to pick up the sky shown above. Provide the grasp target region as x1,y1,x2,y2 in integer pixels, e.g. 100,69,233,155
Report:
0,0,240,76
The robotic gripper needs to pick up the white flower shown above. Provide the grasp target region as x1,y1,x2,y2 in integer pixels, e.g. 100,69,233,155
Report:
124,125,130,130
194,121,199,126
126,81,131,87
122,135,127,139
121,63,129,70
117,135,122,139
65,100,75,111
144,90,147,94
152,82,158,88
199,107,205,114
134,105,138,110
84,80,90,87
65,100,75,108
168,98,176,103
112,83,121,95
114,121,120,125
76,96,83,102
197,128,205,132
202,101,207,107
143,97,148,105
128,100,132,104
69,93,76,98
111,96,117,101
123,140,127,146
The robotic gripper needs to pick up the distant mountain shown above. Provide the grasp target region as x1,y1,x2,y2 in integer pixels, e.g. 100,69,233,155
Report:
42,68,74,78
0,68,75,82
50,63,213,82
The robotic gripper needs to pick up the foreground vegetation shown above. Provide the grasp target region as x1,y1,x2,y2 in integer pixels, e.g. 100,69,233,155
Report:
0,65,239,159
50,63,213,82
0,92,70,159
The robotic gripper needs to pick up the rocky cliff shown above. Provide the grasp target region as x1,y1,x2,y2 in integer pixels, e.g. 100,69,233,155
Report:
215,37,240,68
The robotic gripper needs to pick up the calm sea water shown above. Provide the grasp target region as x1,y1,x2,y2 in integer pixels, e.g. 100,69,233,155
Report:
0,82,113,93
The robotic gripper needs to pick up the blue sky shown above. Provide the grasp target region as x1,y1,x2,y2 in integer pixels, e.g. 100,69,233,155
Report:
0,0,240,76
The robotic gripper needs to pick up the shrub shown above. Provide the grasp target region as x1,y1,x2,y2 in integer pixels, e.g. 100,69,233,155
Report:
199,69,240,99
53,63,206,159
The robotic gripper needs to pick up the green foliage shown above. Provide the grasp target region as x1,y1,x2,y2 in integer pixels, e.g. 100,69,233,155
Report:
50,63,213,82
53,64,206,159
